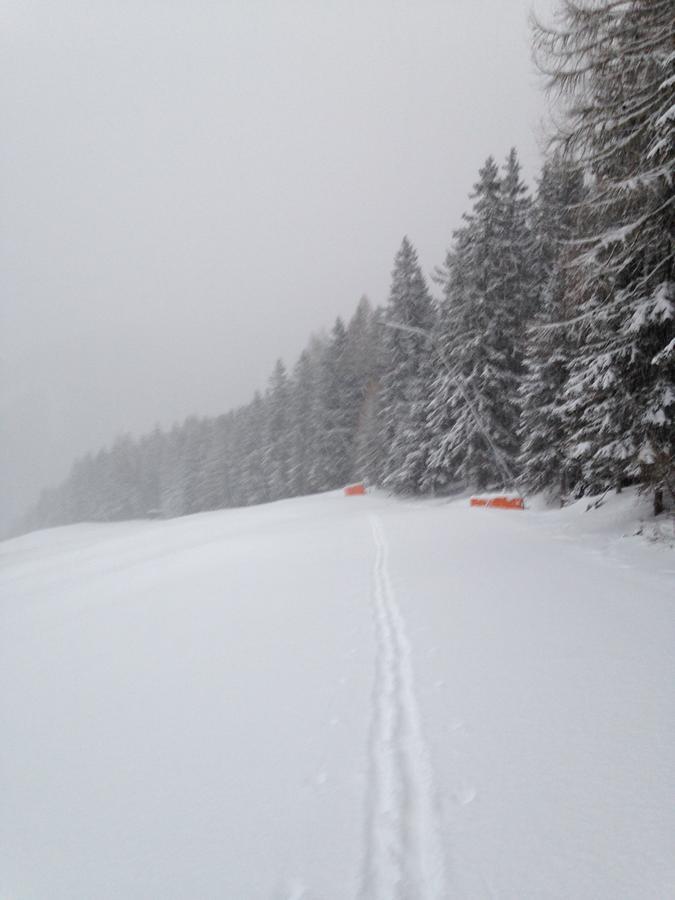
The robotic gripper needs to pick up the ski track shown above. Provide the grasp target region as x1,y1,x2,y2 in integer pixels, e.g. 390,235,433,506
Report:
359,514,448,900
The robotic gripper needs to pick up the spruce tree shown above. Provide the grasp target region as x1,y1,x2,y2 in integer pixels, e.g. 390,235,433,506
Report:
533,0,675,509
287,338,324,497
311,318,352,490
380,237,436,494
263,359,292,500
352,304,388,485
519,156,586,499
107,435,142,520
239,393,269,506
426,156,527,490
137,427,163,516
343,296,379,481
160,424,187,517
201,415,233,511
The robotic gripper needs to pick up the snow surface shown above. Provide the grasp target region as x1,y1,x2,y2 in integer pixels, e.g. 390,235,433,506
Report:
1,490,674,899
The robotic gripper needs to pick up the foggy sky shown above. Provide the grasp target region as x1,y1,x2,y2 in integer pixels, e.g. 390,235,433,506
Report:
1,0,554,531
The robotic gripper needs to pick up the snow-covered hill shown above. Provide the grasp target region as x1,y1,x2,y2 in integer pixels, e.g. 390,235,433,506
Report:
1,491,673,899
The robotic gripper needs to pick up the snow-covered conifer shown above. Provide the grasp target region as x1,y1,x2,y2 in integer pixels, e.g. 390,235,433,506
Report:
533,0,674,509
426,156,528,490
380,237,436,493
287,338,325,497
311,319,352,490
238,393,269,506
519,157,586,498
351,303,388,485
263,359,292,500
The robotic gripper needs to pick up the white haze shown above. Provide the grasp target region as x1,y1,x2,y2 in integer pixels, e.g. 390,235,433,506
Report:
0,0,554,530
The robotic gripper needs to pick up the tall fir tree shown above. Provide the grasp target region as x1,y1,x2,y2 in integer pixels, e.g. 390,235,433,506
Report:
311,318,352,490
201,415,234,511
380,237,436,494
262,359,292,500
519,156,586,498
426,155,530,490
288,335,326,497
352,304,388,485
238,392,269,506
137,427,163,515
533,0,675,510
342,296,379,480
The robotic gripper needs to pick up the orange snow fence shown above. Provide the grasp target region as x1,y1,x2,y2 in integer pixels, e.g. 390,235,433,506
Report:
470,496,524,511
344,482,366,496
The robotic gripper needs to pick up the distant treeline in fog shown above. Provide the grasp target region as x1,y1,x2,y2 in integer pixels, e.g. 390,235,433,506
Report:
16,0,673,535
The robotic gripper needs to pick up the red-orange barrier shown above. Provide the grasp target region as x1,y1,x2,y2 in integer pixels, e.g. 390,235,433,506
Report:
344,482,366,496
470,496,524,510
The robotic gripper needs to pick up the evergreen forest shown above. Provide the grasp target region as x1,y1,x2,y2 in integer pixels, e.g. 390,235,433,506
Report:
16,0,674,535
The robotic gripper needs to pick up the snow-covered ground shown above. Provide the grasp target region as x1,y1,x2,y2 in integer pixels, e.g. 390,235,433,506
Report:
1,490,673,899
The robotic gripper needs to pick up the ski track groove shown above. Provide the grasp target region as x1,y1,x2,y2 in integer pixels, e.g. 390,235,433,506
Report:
359,514,448,900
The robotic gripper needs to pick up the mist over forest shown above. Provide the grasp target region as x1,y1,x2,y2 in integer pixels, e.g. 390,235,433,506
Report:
1,0,549,533
3,0,673,531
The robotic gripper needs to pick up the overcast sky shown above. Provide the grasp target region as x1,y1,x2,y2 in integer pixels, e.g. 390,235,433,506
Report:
1,0,554,530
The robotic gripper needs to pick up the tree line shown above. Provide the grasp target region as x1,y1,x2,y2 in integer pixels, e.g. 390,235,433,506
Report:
15,0,674,535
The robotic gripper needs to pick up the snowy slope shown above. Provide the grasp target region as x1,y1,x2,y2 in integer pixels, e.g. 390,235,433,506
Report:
1,491,673,899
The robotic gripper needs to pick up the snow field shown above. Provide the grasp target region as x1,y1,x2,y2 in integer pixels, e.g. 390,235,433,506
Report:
360,514,446,899
1,490,673,899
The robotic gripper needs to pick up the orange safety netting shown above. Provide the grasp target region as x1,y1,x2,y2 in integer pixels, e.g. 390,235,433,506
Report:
344,483,366,496
470,496,524,510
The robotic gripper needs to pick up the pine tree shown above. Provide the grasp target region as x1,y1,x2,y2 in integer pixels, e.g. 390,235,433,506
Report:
239,392,269,506
201,415,234,511
351,303,388,485
181,418,211,514
423,298,459,493
519,156,586,498
342,296,379,481
426,156,528,490
263,359,292,500
533,0,675,510
137,427,163,516
160,425,187,517
288,338,325,497
380,237,436,493
498,147,537,325
227,407,248,508
106,435,142,520
311,318,352,490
